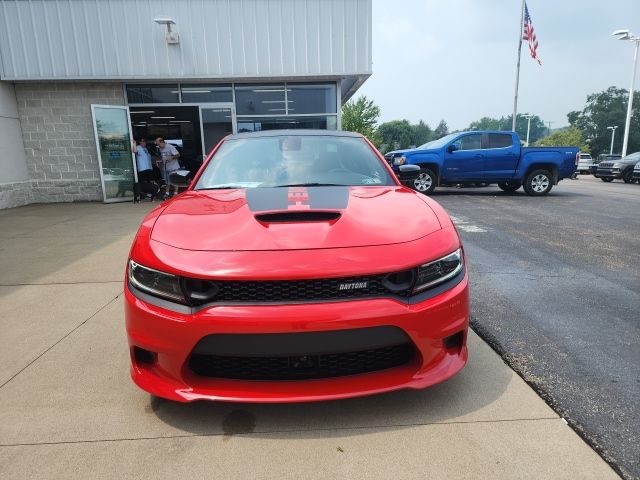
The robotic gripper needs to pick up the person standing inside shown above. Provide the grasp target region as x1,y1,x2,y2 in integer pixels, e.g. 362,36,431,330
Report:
131,138,153,182
155,137,181,197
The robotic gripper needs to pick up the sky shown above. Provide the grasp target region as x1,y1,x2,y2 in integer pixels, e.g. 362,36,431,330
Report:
357,0,640,131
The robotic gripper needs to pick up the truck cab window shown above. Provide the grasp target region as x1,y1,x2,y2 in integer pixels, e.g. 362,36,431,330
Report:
452,134,482,151
486,134,513,149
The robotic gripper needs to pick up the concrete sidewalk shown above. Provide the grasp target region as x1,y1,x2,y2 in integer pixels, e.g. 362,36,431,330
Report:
0,203,619,479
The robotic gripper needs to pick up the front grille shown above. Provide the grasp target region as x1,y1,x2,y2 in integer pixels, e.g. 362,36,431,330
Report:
206,274,412,304
189,343,415,380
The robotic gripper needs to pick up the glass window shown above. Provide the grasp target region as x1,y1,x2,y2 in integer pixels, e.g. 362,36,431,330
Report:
486,133,513,149
126,85,179,104
194,135,393,189
452,134,482,151
287,83,337,114
181,84,232,103
237,116,337,133
235,84,286,115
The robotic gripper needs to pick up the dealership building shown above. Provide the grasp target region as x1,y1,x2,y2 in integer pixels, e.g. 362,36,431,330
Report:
0,0,372,208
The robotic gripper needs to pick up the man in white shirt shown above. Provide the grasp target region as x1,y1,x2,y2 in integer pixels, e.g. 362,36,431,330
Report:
155,137,180,197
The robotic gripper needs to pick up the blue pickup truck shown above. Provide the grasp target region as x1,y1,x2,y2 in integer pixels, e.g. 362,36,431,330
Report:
385,131,579,196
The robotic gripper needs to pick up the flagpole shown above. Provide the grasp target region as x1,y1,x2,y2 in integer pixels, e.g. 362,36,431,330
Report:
512,0,526,132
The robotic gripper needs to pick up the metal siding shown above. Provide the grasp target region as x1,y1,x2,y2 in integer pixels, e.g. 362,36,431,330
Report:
0,0,371,80
254,0,271,75
316,0,332,74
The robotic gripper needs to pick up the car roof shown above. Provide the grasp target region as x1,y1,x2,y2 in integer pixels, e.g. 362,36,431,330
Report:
226,129,364,140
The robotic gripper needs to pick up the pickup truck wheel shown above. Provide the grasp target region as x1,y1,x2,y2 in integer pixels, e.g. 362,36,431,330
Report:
413,168,436,194
523,169,553,196
622,170,634,184
498,181,521,192
601,177,614,182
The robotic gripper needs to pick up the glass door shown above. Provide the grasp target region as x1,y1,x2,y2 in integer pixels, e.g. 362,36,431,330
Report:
199,103,235,156
91,105,136,203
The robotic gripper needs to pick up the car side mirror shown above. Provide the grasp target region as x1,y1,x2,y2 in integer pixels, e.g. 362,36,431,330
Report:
447,144,459,153
169,169,192,188
398,164,421,182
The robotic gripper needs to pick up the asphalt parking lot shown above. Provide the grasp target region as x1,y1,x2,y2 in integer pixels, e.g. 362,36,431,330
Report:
0,178,632,479
434,175,639,480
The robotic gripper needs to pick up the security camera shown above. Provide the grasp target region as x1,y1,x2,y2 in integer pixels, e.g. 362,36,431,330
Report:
154,18,179,44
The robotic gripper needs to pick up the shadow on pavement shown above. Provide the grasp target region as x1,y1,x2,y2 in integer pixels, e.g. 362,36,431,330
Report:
150,337,513,439
429,188,584,198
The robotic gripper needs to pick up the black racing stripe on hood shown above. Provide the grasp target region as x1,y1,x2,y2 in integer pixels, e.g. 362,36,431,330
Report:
245,186,350,212
245,188,289,212
307,186,349,210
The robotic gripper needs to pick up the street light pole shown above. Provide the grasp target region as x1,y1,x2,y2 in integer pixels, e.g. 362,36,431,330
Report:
612,30,640,157
524,114,534,146
607,126,618,155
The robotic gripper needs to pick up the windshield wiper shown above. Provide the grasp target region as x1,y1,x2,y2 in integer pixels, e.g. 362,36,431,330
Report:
274,183,344,188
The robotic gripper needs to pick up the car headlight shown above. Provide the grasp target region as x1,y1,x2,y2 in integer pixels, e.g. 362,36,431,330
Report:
128,260,186,304
413,249,464,293
394,156,407,166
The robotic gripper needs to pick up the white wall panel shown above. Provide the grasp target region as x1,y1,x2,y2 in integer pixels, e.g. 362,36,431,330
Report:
0,0,371,81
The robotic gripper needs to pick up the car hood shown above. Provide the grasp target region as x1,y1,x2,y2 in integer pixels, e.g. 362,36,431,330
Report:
386,148,413,156
151,186,442,251
388,147,438,157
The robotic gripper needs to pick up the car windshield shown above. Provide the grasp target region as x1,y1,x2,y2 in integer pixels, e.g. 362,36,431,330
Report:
621,152,640,161
417,133,459,150
194,135,395,189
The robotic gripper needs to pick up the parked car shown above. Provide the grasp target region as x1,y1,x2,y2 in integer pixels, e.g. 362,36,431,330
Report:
576,153,593,174
591,154,622,176
595,151,640,183
633,161,640,182
125,130,469,403
384,131,579,196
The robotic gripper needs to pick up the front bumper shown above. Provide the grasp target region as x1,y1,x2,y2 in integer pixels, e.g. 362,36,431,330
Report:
125,273,469,403
596,168,622,179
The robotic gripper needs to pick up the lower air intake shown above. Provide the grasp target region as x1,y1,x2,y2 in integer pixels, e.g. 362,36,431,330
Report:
189,343,415,380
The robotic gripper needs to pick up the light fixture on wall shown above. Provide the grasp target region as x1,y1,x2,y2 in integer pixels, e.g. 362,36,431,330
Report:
154,18,179,44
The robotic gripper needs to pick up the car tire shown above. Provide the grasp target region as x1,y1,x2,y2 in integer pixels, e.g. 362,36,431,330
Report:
622,170,634,184
601,177,614,182
412,168,436,195
523,169,553,196
498,181,521,192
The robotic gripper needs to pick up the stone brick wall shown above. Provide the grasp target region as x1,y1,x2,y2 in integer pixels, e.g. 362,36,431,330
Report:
14,82,125,203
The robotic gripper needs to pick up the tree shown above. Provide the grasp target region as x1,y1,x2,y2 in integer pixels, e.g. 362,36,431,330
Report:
505,114,547,143
411,120,432,147
468,117,503,131
467,114,546,144
341,96,381,143
568,86,640,157
377,120,414,152
434,120,449,139
535,127,589,153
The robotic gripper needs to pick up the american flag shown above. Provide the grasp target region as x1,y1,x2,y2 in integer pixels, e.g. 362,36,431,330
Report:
522,2,542,65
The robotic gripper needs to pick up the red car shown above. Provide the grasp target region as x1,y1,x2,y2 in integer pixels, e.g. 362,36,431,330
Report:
125,130,469,403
